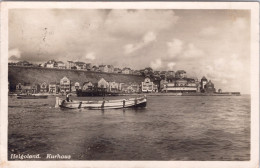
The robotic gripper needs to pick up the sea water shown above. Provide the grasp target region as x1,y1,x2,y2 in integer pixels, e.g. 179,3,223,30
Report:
8,95,250,160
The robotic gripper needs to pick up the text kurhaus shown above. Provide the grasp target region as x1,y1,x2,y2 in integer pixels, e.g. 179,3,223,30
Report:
46,154,71,159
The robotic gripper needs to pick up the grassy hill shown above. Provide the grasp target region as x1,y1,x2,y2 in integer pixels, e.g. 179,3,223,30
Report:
8,66,145,91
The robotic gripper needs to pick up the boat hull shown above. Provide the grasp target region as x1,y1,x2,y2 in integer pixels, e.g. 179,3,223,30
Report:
17,95,48,99
76,89,119,97
56,96,147,110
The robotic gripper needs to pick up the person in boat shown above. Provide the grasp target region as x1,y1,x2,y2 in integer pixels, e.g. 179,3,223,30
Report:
66,93,72,102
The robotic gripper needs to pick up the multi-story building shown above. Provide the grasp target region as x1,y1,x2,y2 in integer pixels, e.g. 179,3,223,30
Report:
49,82,58,94
204,80,216,93
45,60,57,68
108,81,120,92
200,76,208,91
98,78,109,90
71,82,81,92
82,81,94,90
67,61,75,69
120,83,140,93
141,77,154,92
57,61,66,69
40,82,48,93
160,78,197,93
60,76,71,93
31,84,40,93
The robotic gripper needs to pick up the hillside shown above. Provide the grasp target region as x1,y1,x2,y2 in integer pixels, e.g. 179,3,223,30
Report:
8,66,145,91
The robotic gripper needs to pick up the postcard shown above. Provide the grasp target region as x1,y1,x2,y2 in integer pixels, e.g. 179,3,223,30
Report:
0,1,259,168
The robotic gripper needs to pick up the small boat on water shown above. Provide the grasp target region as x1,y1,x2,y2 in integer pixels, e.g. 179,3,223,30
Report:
17,94,48,99
55,95,147,109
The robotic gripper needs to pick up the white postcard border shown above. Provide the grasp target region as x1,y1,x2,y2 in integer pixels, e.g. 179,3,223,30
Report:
0,2,259,168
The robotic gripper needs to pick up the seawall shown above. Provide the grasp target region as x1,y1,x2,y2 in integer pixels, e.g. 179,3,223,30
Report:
8,66,145,91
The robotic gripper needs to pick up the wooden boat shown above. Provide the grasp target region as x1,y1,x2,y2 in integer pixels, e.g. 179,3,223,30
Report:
17,94,48,99
76,89,120,97
55,95,147,109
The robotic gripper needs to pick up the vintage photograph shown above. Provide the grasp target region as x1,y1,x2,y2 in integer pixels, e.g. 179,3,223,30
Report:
1,1,259,168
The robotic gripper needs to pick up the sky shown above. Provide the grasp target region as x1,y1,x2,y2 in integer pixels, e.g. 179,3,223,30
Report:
9,9,250,94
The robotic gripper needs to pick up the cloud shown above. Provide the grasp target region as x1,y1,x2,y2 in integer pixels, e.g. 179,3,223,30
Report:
166,39,204,60
124,31,156,54
9,48,21,62
167,38,183,58
85,52,96,60
183,43,204,58
150,58,162,70
105,10,179,36
233,17,247,30
143,31,156,43
200,26,217,36
167,62,176,70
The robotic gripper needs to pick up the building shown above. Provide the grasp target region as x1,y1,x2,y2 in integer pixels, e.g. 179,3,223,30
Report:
82,82,94,90
92,66,99,72
16,83,23,93
200,76,208,91
141,77,154,92
99,65,109,73
22,85,33,93
114,68,122,74
57,61,66,69
97,78,109,90
204,80,216,93
31,84,40,93
46,60,57,68
17,61,32,66
108,81,120,92
60,76,71,93
160,79,168,91
40,82,48,93
160,78,197,93
85,63,92,71
15,83,36,94
122,67,132,74
71,82,81,92
49,82,58,94
107,65,114,73
175,79,188,87
120,83,140,93
74,62,86,70
67,61,75,69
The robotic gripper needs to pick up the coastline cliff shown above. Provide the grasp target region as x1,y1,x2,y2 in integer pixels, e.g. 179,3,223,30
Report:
8,66,145,91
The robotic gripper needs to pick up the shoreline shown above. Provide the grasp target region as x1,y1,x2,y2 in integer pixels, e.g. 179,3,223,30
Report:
9,92,242,97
